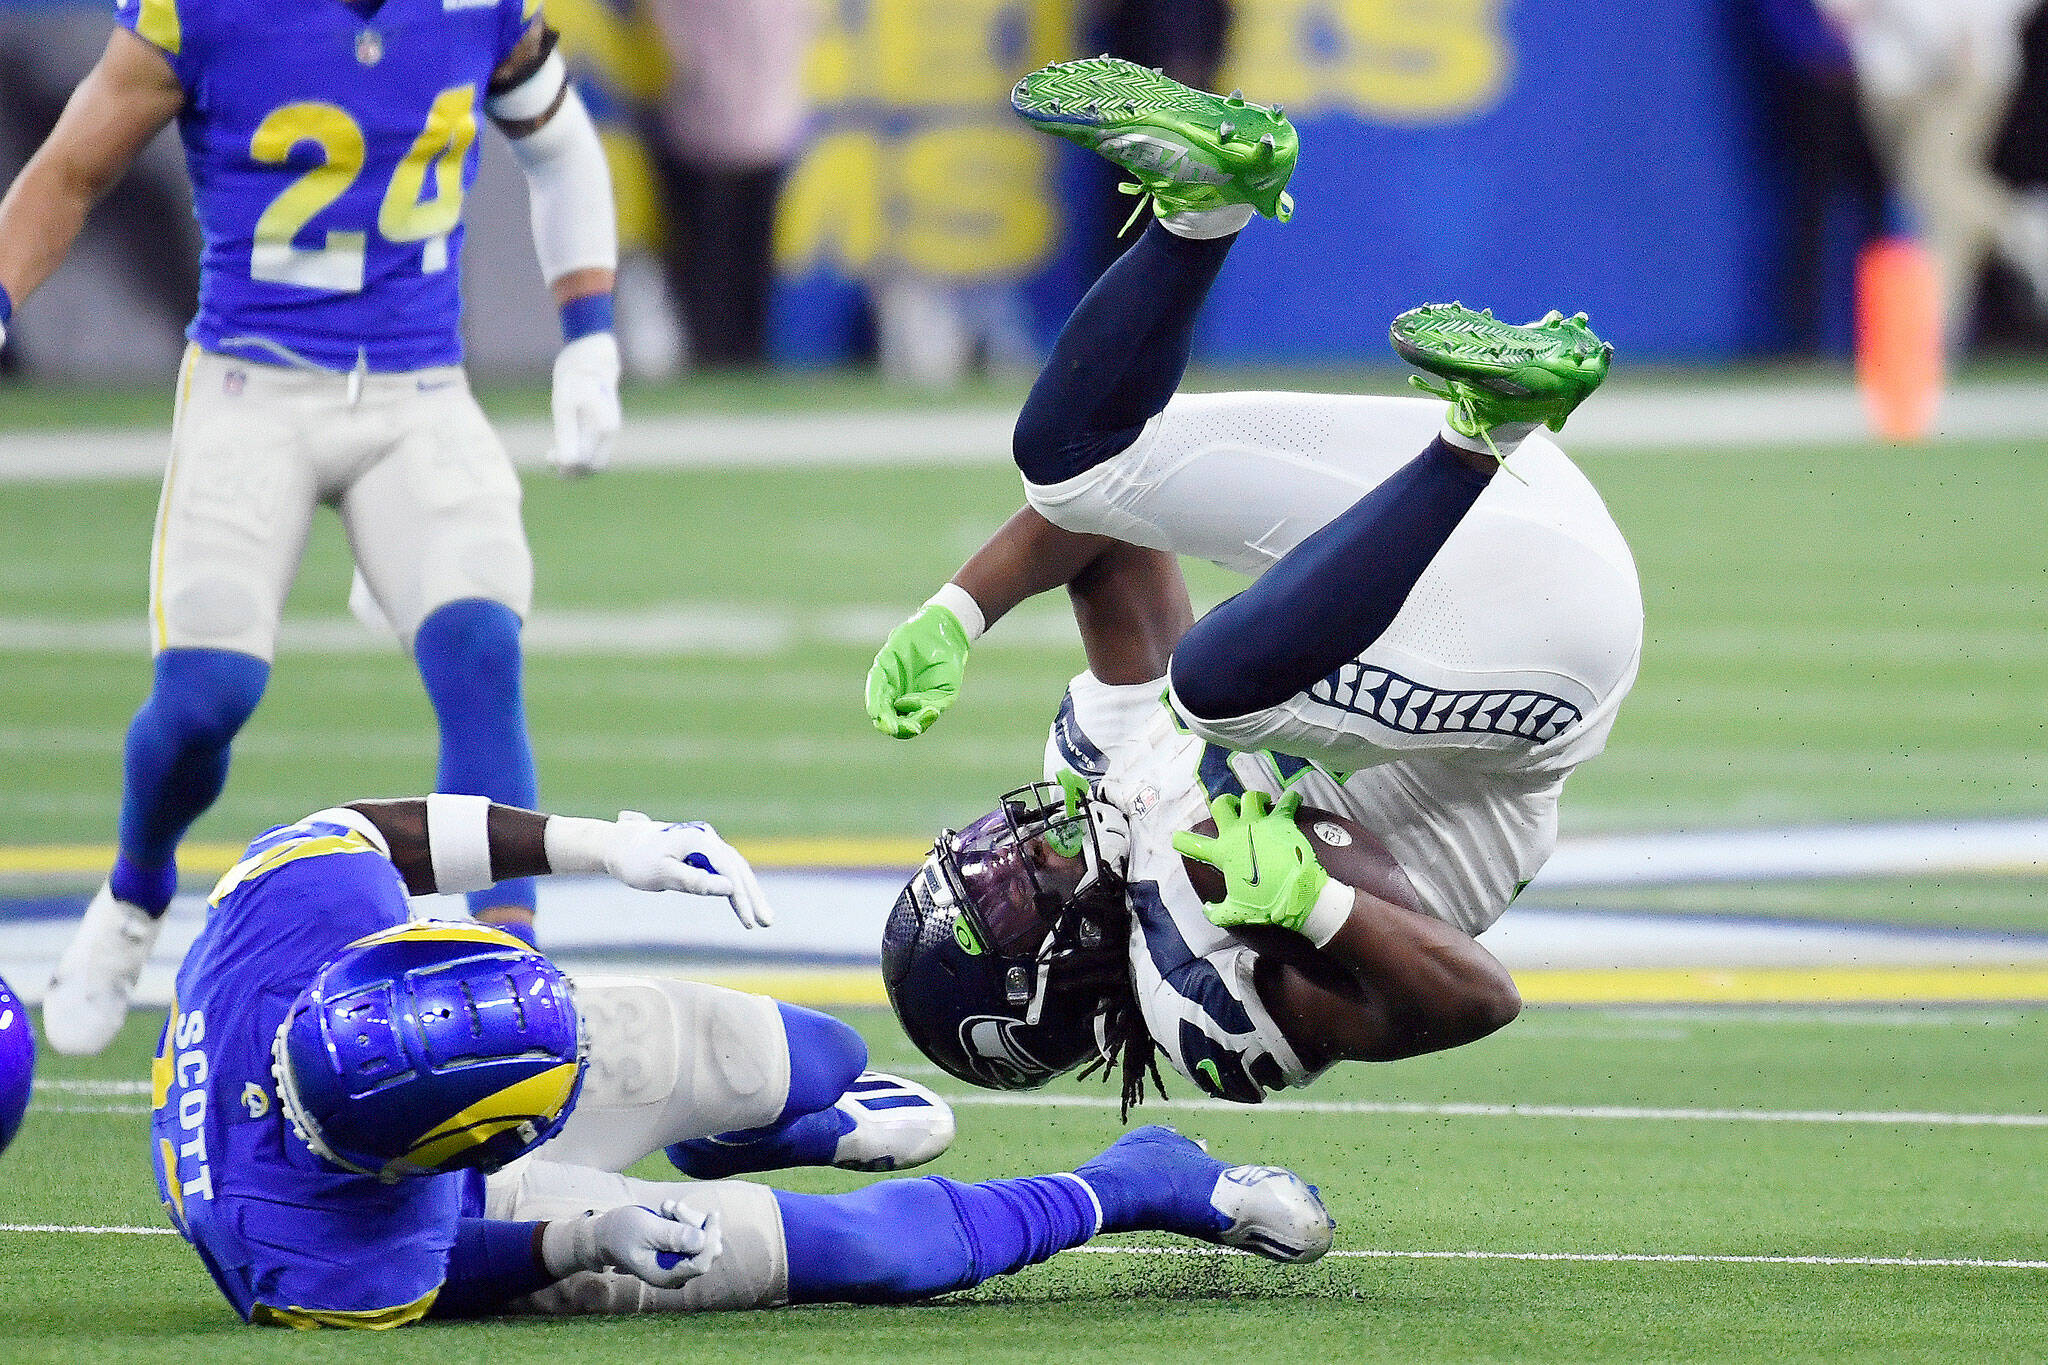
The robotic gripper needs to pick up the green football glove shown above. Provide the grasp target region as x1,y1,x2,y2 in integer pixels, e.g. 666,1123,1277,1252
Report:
1172,790,1333,936
866,604,971,739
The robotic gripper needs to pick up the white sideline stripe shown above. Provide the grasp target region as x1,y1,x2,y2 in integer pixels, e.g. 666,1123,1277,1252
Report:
34,1092,2048,1128
0,1224,2037,1270
10,379,2048,483
1074,1247,2048,1271
37,1079,148,1094
943,1093,2048,1128
0,603,1085,658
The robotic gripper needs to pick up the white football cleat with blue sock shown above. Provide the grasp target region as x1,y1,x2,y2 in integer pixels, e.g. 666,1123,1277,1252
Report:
831,1072,957,1172
1205,1161,1335,1264
1073,1125,1335,1264
45,883,162,1056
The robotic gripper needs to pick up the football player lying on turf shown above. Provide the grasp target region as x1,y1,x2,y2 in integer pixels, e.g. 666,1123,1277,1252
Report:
867,59,1642,1108
153,795,1332,1326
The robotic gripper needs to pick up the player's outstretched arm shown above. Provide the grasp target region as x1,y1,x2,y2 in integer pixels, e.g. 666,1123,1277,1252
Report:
0,31,182,343
866,507,1192,737
340,797,772,927
1175,791,1519,1064
485,22,621,476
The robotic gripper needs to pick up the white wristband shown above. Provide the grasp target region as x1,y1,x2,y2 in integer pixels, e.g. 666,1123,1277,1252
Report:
543,815,614,876
425,794,494,894
925,583,986,642
1301,879,1355,949
540,1214,602,1278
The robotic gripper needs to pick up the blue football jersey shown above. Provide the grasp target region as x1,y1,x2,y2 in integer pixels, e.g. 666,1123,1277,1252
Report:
116,0,538,372
150,818,469,1327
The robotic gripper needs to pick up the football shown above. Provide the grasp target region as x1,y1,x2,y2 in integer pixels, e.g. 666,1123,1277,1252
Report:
1180,801,1423,915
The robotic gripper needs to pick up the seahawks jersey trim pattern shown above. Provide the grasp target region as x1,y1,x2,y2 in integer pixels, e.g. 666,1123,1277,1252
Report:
1050,691,1111,779
1307,662,1582,743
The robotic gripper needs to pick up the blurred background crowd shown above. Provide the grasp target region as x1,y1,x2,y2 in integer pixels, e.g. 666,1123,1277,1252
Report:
4,0,2048,384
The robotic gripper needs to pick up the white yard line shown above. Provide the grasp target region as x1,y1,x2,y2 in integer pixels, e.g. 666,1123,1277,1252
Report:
1073,1247,2048,1270
0,1222,2036,1270
6,379,2048,485
36,1091,2048,1128
941,1093,2048,1127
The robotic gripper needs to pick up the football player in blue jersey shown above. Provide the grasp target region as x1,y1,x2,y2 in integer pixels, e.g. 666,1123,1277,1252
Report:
0,0,627,1053
152,794,1332,1326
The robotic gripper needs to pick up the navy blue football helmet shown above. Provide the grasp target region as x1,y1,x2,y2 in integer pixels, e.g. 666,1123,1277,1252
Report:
883,782,1130,1091
0,972,33,1158
273,922,585,1182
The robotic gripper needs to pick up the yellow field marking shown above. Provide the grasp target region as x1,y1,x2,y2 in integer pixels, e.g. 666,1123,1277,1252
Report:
0,837,929,879
668,965,2048,1010
1515,966,2048,1004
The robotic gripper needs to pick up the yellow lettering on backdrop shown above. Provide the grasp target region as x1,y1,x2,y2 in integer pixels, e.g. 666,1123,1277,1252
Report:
776,132,887,272
781,0,1071,281
1227,0,1509,123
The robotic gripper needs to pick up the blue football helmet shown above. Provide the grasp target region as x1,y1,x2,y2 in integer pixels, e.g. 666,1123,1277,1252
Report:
273,922,585,1182
0,972,33,1157
883,782,1130,1091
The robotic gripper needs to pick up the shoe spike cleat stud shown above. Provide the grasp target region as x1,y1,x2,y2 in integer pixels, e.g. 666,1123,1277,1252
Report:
1218,121,1236,140
1227,89,1245,105
1271,103,1285,120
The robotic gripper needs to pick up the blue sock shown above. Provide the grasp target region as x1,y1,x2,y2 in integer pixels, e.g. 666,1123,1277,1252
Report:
111,649,269,916
1013,222,1237,485
414,600,539,919
778,1173,1098,1304
1170,436,1494,721
666,1003,867,1178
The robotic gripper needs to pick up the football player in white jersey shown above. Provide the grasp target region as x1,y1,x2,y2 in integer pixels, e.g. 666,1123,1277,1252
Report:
868,59,1641,1108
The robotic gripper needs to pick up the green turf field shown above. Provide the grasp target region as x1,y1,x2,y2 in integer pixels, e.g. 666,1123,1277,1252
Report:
8,1005,2048,1364
3,383,2047,1359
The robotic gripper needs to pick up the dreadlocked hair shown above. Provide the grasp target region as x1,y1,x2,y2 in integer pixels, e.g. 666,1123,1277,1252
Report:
1056,931,1156,1120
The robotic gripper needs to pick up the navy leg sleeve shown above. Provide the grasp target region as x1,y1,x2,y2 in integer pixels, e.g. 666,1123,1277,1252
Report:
1170,437,1493,721
1012,222,1237,485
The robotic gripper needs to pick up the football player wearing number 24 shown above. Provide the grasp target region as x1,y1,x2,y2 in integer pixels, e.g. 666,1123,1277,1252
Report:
0,0,623,1053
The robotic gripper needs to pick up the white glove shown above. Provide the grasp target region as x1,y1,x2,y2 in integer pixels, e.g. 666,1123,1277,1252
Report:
549,331,621,476
605,811,774,928
543,1200,722,1290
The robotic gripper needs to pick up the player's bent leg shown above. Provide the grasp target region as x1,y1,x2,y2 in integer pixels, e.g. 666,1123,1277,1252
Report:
1169,490,1644,779
533,977,793,1172
413,599,540,927
669,1006,956,1177
1166,434,1496,724
1009,59,1298,486
46,646,271,1057
1012,222,1238,486
778,1126,1333,1304
340,376,537,925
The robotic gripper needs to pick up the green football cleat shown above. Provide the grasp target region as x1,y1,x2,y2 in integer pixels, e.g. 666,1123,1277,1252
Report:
1012,56,1298,223
1390,303,1614,439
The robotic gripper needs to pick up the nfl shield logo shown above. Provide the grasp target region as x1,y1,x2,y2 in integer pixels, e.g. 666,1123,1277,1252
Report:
356,28,384,66
223,370,245,397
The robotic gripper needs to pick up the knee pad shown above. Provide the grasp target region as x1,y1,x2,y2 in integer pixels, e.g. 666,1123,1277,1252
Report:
416,599,524,702
149,649,269,747
775,1004,867,1121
